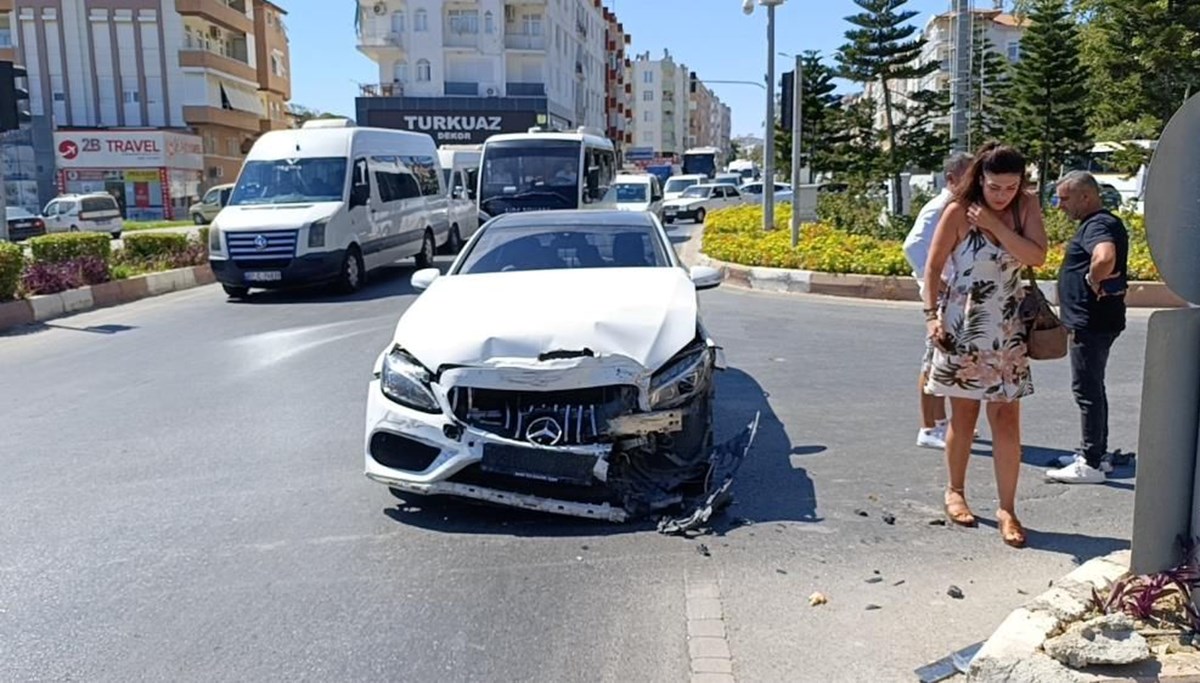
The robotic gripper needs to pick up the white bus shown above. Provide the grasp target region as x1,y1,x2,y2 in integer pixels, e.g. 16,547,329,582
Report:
476,127,617,216
682,146,724,179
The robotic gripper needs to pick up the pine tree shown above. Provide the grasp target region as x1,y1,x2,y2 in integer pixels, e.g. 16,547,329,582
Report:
825,97,883,188
773,52,842,180
967,21,1013,149
1007,0,1091,195
837,0,939,212
897,88,952,173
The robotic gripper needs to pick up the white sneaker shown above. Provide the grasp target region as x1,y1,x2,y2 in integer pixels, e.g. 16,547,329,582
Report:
1055,454,1114,474
917,427,946,449
1046,458,1107,484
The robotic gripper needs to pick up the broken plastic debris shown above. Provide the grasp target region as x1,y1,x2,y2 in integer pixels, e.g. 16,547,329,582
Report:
697,543,711,557
808,592,828,606
865,604,882,611
854,509,869,517
657,414,760,536
947,585,965,600
882,513,896,525
865,577,883,584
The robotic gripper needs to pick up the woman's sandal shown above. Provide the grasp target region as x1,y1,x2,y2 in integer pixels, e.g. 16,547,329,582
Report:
998,511,1027,548
943,487,978,527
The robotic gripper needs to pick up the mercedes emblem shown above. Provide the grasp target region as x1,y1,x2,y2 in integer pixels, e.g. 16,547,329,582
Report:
525,416,564,446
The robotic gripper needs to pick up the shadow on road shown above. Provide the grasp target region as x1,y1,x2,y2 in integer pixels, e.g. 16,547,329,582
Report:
976,517,1130,563
971,439,1137,484
381,366,822,535
225,261,437,305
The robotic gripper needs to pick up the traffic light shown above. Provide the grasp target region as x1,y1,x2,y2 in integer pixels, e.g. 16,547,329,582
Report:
780,70,795,130
0,61,32,132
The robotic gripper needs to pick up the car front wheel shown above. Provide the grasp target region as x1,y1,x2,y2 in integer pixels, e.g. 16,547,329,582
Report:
222,284,250,299
415,230,435,269
193,213,206,225
336,246,365,294
695,209,706,224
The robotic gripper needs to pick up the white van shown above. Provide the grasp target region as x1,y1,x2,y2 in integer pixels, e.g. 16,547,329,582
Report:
208,120,449,298
42,193,124,239
436,144,482,253
606,173,664,220
662,174,708,202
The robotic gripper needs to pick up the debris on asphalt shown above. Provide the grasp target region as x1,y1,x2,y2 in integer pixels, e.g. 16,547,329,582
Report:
776,568,788,575
865,576,883,584
697,543,711,557
657,416,760,537
914,641,985,683
928,518,947,526
947,585,965,600
808,592,828,606
873,569,880,574
854,509,869,517
882,513,896,525
893,580,906,587
1017,588,1028,595
865,604,882,611
575,556,583,561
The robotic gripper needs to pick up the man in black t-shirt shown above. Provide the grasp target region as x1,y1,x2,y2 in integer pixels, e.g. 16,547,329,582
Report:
1046,171,1129,485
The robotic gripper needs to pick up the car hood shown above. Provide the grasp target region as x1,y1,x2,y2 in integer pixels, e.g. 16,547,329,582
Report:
215,202,341,231
664,197,704,208
394,268,698,372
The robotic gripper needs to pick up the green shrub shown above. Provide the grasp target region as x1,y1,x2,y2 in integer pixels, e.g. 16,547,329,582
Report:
28,232,112,264
196,227,210,250
0,242,23,300
1042,207,1077,244
122,232,189,260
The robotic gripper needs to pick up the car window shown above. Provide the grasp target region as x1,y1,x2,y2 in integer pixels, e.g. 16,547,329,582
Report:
612,183,648,203
203,189,218,203
42,201,57,216
81,197,117,214
680,186,708,199
727,187,740,197
457,223,670,274
664,177,698,194
6,207,33,219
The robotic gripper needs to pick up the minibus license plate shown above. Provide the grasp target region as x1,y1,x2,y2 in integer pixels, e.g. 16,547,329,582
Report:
245,271,281,282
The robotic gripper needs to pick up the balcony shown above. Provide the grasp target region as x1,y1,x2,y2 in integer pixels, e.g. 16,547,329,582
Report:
504,33,545,50
444,81,478,96
183,105,261,132
359,82,406,98
357,31,404,60
179,49,257,84
444,32,479,49
176,0,253,35
506,82,545,97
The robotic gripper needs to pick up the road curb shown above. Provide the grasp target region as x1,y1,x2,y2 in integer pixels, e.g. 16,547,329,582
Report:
0,264,213,334
698,253,1188,308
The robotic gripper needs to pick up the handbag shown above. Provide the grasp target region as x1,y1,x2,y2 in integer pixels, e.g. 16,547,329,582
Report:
1020,269,1069,360
1006,199,1068,360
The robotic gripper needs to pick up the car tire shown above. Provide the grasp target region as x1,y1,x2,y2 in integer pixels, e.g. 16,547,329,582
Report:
444,225,463,255
193,213,206,225
665,216,675,225
69,225,79,232
695,209,706,225
222,284,250,299
415,230,435,269
111,231,121,240
336,245,365,295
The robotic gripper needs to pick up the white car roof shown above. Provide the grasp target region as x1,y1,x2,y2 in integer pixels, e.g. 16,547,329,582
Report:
614,174,653,183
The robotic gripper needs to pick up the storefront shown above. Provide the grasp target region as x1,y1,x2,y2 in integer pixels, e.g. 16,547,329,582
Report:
52,130,204,221
356,96,556,145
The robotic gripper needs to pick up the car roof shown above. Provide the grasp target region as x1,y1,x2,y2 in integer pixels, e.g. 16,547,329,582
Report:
614,174,653,183
487,210,657,230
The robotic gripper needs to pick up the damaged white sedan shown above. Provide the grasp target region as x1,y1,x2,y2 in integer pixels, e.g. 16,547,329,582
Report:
364,210,754,524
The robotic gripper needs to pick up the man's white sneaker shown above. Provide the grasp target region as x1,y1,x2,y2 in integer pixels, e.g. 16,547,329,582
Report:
1046,459,1107,484
917,427,946,450
1055,454,1114,473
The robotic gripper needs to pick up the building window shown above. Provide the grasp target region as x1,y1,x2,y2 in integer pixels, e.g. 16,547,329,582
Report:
228,138,239,157
484,11,494,34
416,59,431,82
415,9,428,32
271,51,286,77
448,9,479,35
53,92,66,102
643,110,652,122
522,13,542,36
643,71,652,84
1006,40,1021,62
123,90,140,104
642,90,653,101
393,61,408,82
391,10,404,34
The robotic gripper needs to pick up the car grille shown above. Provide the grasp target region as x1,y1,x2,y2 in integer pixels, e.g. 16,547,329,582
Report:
449,386,639,446
226,230,298,265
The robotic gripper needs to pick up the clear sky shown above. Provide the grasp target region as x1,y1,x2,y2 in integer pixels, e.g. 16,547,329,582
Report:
289,0,958,138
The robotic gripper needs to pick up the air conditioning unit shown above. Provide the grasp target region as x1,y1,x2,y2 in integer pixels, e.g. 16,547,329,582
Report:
482,83,499,97
208,166,223,179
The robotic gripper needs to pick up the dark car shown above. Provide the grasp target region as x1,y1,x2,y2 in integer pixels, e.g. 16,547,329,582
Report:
5,207,46,241
1044,180,1124,210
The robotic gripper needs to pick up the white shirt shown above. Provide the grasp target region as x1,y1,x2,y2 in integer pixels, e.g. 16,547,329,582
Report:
903,188,954,296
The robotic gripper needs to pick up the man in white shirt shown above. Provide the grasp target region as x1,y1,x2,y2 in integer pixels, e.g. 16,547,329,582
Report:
903,152,973,449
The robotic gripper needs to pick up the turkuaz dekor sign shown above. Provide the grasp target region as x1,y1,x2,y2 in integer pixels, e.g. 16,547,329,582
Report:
363,110,541,144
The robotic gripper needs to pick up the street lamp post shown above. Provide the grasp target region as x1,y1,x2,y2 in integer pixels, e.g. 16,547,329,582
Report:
744,0,786,232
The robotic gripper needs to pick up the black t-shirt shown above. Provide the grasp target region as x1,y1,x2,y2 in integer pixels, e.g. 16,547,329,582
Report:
1057,210,1129,332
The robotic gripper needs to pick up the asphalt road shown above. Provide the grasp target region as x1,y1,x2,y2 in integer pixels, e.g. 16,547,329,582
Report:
0,225,1144,682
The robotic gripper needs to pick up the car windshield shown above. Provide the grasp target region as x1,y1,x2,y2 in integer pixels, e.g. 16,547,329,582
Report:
611,183,648,203
664,178,698,194
6,207,34,219
456,222,670,274
680,186,709,199
229,157,347,206
478,140,581,214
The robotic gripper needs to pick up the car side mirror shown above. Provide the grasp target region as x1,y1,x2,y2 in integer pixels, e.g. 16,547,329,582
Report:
411,267,440,291
689,265,722,291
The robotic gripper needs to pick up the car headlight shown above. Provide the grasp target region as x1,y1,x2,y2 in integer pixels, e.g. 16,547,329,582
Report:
307,219,328,248
380,348,441,413
649,343,714,409
209,225,222,252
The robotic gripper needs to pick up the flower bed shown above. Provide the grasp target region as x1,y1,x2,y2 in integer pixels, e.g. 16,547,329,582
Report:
703,203,1161,282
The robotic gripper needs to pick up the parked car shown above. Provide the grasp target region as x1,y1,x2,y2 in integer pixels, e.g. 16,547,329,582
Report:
5,206,46,241
364,210,736,522
662,183,744,224
713,172,744,187
739,181,791,199
662,174,708,202
606,173,664,220
188,183,234,225
1043,180,1123,210
41,193,124,239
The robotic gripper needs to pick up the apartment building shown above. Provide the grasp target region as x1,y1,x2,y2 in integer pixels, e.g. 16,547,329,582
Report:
862,5,1026,134
688,79,731,155
602,6,632,151
355,0,610,143
0,0,292,215
626,50,688,160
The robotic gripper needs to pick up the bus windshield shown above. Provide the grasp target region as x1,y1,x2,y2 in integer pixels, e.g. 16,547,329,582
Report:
682,153,716,178
478,140,581,214
229,157,347,206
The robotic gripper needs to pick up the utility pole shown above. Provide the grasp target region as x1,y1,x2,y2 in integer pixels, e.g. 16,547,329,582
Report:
949,0,972,153
790,53,802,247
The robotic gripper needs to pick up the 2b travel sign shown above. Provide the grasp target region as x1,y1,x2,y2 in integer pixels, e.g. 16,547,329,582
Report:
53,131,204,170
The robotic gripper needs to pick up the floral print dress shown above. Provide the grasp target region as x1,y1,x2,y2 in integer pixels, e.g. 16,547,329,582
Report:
925,226,1033,402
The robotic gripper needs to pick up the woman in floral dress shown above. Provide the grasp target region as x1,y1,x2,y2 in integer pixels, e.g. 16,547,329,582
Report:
922,143,1049,548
